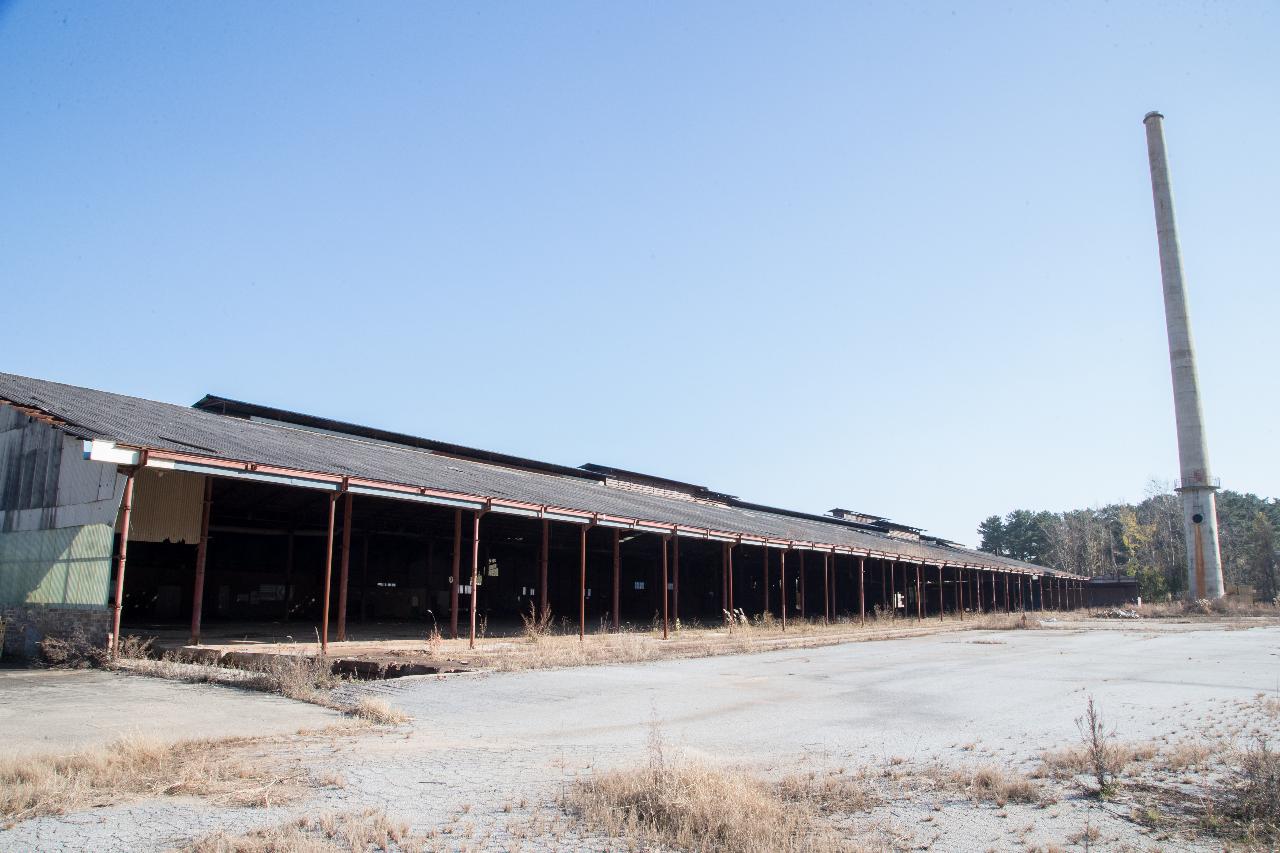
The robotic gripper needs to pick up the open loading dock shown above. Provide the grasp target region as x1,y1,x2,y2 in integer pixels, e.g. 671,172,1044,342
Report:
0,372,1087,658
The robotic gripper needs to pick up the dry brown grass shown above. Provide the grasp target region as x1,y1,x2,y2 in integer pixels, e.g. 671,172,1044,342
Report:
181,808,423,853
1138,598,1280,619
1159,739,1213,771
560,717,890,853
1038,741,1157,781
39,630,153,668
115,646,410,725
971,612,1042,631
348,696,410,725
452,610,1056,673
1223,736,1280,844
777,768,881,813
0,734,303,825
564,761,852,852
117,645,342,706
966,766,1049,806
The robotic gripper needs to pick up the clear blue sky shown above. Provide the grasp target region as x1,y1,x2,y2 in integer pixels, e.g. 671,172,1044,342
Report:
2,2,1275,545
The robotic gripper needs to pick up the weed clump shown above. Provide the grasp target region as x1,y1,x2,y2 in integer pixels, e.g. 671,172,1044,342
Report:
181,807,419,853
1225,736,1279,843
562,720,875,852
0,734,298,824
349,697,410,725
1078,695,1119,798
967,766,1047,806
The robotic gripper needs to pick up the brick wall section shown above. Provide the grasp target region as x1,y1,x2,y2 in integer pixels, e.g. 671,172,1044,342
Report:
0,605,110,660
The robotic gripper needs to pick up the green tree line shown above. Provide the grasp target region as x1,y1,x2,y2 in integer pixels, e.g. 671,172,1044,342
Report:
977,484,1279,602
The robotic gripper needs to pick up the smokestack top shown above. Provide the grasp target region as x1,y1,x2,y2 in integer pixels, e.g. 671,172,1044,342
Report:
1144,110,1165,123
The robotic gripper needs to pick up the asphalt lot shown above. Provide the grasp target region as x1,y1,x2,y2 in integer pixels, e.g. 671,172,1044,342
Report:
3,621,1278,851
0,667,341,755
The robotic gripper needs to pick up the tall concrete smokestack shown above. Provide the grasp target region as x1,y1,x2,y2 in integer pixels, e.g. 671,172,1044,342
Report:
1143,111,1224,600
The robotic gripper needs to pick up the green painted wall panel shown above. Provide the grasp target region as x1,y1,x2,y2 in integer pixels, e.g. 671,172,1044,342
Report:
0,524,112,607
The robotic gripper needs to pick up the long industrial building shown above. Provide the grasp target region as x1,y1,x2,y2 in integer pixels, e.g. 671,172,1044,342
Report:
0,372,1086,657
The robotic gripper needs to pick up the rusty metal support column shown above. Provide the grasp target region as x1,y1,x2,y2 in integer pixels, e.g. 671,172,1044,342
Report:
888,560,896,619
780,549,787,631
937,564,944,622
728,543,735,614
672,534,680,623
761,546,769,617
612,528,621,630
189,476,212,645
879,559,887,618
337,491,353,642
857,556,866,624
109,466,138,658
539,519,549,621
450,509,461,639
320,491,337,655
579,524,587,642
823,553,831,623
468,509,484,649
661,535,670,639
798,550,805,619
915,564,922,621
830,553,837,617
721,542,728,620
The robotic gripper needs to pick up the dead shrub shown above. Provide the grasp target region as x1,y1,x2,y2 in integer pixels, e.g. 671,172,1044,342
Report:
242,652,344,704
181,807,421,853
1225,736,1280,843
777,769,881,813
40,632,155,668
561,720,853,852
563,762,836,852
967,766,1046,806
520,600,554,643
1039,740,1154,782
975,613,1040,631
1078,695,1119,798
348,696,410,725
117,649,347,708
39,627,109,668
0,734,300,824
1161,739,1212,771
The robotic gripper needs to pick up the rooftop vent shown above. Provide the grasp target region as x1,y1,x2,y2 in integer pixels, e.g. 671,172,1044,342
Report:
828,508,885,525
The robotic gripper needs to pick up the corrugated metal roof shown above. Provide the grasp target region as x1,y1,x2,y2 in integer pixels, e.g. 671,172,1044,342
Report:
0,372,1075,577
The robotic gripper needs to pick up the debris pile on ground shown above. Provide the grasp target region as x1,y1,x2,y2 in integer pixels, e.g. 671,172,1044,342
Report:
1097,607,1142,619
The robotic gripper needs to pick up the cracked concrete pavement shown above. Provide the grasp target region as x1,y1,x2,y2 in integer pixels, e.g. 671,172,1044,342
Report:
2,621,1277,851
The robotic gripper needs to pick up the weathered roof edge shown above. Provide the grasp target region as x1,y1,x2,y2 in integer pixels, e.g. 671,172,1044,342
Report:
0,373,1080,578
